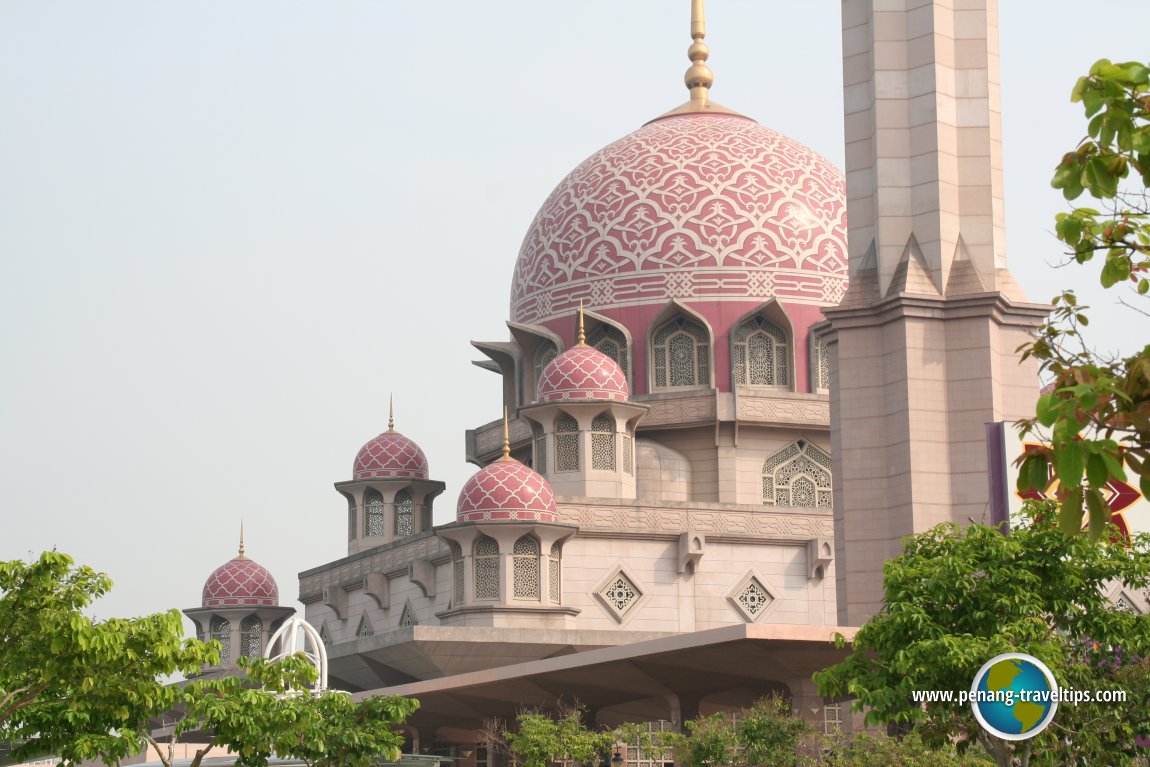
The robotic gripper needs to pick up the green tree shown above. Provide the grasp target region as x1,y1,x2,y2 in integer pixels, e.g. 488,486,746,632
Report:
669,698,817,767
141,656,417,767
822,731,993,767
813,503,1150,767
0,551,217,765
1017,58,1150,537
1,551,417,767
503,706,611,767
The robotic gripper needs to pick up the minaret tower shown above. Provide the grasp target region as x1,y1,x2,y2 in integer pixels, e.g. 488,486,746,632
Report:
521,305,648,499
826,0,1049,626
185,527,295,674
339,399,446,556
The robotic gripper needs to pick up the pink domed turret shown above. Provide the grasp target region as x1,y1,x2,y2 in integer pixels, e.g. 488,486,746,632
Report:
537,308,629,403
201,534,279,607
457,415,558,524
352,402,429,480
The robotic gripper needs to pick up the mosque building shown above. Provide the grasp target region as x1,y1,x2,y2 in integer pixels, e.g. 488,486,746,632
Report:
184,0,1063,756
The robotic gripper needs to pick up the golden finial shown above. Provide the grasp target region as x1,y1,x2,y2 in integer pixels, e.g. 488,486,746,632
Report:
387,394,395,433
238,520,247,559
576,300,588,347
684,0,713,104
500,407,512,461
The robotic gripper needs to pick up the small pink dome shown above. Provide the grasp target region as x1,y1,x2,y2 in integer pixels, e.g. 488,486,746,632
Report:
537,346,629,403
457,459,558,523
202,556,279,607
353,431,429,480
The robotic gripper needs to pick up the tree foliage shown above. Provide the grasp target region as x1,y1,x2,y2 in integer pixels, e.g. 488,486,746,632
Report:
0,551,417,767
142,656,417,767
1018,58,1150,537
0,551,216,765
813,503,1150,767
503,706,611,767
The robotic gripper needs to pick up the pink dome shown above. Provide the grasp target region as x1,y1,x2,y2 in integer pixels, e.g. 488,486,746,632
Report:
538,345,629,402
509,112,847,326
202,556,279,607
457,459,558,523
353,431,428,480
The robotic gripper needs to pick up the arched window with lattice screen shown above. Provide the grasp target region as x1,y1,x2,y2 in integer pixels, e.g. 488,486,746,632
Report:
451,542,464,606
591,412,616,471
364,488,385,537
211,616,231,665
548,542,562,603
762,439,832,509
474,535,500,600
394,488,413,537
512,535,541,600
651,316,710,389
588,324,629,385
733,316,789,388
811,334,830,393
239,615,262,658
555,413,579,472
534,342,558,398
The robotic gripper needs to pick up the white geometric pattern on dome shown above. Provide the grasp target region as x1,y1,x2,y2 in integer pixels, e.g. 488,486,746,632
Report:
762,439,832,509
510,114,848,324
456,460,558,523
538,346,629,403
352,407,429,481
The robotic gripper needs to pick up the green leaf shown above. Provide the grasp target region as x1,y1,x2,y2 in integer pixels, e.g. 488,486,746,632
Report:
1087,452,1109,488
1086,487,1109,542
1036,393,1060,427
1056,440,1086,486
1061,489,1085,536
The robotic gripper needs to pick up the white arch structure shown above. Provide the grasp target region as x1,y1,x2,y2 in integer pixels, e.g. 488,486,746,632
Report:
264,615,329,694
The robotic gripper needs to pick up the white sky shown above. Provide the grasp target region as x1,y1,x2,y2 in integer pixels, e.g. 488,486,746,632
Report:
2,1,1148,628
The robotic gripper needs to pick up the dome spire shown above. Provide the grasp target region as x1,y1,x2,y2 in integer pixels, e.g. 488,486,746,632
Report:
684,0,713,104
388,394,395,433
576,300,588,347
499,407,513,461
238,520,247,560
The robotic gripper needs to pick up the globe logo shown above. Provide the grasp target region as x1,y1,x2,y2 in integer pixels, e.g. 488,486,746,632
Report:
970,653,1059,740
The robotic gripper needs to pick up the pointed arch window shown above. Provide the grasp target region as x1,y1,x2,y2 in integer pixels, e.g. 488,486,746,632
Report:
534,342,558,396
548,542,562,603
239,615,262,658
394,488,413,537
733,316,789,387
474,535,500,601
591,412,616,471
347,496,357,541
356,614,374,637
364,488,385,537
811,334,830,393
762,439,832,509
512,535,541,600
451,542,464,606
555,413,579,472
652,316,710,389
210,617,231,664
588,324,629,384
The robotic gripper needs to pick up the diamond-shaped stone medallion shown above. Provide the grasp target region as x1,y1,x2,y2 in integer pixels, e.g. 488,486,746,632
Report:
593,565,649,624
727,571,778,623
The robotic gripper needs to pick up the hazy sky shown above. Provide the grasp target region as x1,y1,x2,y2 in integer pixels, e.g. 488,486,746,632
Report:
2,1,1147,628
